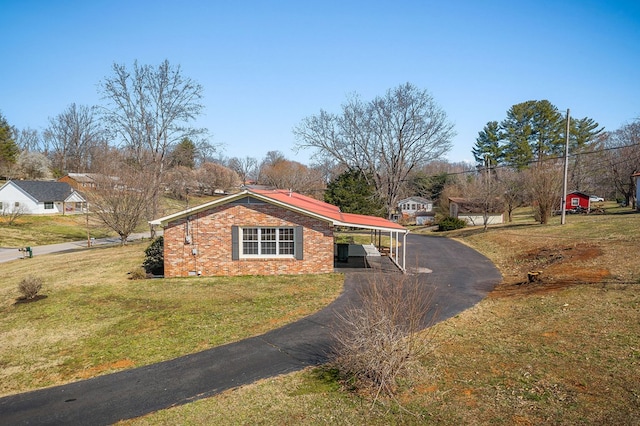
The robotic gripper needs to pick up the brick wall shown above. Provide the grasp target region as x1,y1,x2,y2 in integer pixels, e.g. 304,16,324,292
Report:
163,201,335,277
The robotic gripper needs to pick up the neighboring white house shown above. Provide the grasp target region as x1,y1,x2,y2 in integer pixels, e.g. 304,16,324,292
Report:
397,196,435,224
449,197,504,226
0,180,86,215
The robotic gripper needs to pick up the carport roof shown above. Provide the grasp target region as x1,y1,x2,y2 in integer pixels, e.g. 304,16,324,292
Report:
150,188,408,234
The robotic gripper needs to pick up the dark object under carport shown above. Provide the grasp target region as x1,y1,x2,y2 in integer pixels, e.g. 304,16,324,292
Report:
336,243,349,262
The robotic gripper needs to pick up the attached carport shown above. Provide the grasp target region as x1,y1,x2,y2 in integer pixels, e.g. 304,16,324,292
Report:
331,215,409,272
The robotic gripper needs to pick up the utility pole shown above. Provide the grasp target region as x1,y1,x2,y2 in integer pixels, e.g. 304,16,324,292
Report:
561,108,570,225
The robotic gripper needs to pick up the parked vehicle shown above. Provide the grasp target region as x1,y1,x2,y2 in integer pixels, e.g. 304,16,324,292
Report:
590,195,604,202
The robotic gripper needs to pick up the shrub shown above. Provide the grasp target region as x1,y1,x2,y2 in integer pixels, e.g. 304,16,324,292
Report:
331,274,433,400
143,236,164,276
128,267,148,280
438,216,467,231
18,276,43,300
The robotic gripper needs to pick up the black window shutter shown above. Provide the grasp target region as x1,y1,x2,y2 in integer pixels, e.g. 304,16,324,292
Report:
231,226,239,260
294,226,303,260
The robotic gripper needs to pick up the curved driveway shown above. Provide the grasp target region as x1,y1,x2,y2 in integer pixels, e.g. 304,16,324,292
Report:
0,234,501,425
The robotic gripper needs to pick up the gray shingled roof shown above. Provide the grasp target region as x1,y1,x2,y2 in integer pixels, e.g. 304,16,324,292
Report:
11,180,76,202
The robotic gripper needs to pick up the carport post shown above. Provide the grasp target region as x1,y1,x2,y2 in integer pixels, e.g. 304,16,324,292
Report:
402,232,406,271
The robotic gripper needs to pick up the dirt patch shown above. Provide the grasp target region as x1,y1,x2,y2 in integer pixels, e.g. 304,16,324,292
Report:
490,245,610,298
77,359,135,379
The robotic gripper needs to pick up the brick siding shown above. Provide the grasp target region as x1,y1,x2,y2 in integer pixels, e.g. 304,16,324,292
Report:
163,202,335,277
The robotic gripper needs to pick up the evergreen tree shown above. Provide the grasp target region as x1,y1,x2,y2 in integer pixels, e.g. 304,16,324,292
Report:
0,112,19,178
501,100,564,168
408,171,451,202
324,169,385,216
472,121,503,167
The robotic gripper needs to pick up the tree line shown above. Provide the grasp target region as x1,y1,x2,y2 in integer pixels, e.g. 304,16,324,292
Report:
1,60,638,239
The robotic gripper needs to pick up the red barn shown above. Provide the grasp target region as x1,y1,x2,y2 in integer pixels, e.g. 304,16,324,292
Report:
565,191,591,211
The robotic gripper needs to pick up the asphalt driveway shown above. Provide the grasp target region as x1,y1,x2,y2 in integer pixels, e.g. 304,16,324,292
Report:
0,234,501,425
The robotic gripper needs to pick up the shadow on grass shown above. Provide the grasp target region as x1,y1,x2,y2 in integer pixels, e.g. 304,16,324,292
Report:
14,294,48,305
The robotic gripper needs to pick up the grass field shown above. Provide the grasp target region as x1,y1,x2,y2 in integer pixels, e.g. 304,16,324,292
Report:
1,203,639,424
0,243,343,396
121,204,640,425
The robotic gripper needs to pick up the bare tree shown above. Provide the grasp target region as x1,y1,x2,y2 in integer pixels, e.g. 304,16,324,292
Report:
227,156,258,185
1,203,28,225
164,166,197,201
194,162,240,195
294,83,455,217
15,151,52,179
603,120,640,208
99,60,206,219
499,168,525,222
524,162,563,224
14,127,42,152
44,103,104,174
88,159,153,245
259,157,325,197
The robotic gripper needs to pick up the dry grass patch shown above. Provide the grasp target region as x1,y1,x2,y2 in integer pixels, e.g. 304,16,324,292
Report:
0,214,113,247
0,244,343,396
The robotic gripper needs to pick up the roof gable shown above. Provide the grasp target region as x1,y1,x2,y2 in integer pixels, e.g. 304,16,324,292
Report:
567,191,590,198
151,189,407,233
398,196,432,205
9,180,78,202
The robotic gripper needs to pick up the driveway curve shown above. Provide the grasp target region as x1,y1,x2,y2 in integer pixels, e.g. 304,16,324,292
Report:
0,234,501,425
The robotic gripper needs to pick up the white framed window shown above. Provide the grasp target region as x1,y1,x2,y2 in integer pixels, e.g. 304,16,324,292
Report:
241,227,296,257
44,202,54,209
15,202,20,207
232,225,302,260
571,198,579,207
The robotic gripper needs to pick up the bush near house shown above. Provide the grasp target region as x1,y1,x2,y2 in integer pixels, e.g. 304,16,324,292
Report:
143,236,164,276
437,216,466,231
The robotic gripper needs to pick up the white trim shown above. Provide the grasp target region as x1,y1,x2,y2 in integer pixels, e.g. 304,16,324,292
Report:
239,226,296,259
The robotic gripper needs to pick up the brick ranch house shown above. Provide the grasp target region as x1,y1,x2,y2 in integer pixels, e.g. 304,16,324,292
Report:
150,189,408,277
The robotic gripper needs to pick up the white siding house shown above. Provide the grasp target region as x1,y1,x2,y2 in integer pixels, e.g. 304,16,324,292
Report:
449,197,504,226
0,180,86,215
397,196,435,224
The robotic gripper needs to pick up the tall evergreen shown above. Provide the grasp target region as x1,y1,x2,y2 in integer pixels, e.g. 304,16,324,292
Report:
472,121,503,167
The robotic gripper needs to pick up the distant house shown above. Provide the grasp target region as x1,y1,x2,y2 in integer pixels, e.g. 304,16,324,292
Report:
58,173,121,191
565,191,591,211
397,196,434,224
150,188,408,277
448,197,504,226
0,180,86,215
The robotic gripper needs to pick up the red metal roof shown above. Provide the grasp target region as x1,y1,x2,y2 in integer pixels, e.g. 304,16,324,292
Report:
151,189,407,233
250,189,407,232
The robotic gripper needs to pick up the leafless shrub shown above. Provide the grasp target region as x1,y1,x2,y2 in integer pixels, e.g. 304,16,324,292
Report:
18,276,43,300
128,267,148,280
1,204,28,225
331,273,435,402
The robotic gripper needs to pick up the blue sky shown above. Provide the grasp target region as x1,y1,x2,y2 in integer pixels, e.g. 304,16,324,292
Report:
2,0,639,165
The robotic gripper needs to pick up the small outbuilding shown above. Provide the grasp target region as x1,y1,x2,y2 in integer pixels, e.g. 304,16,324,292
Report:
150,189,408,277
565,191,591,211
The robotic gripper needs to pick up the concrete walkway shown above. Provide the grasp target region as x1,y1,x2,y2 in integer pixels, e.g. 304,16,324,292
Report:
0,234,502,425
